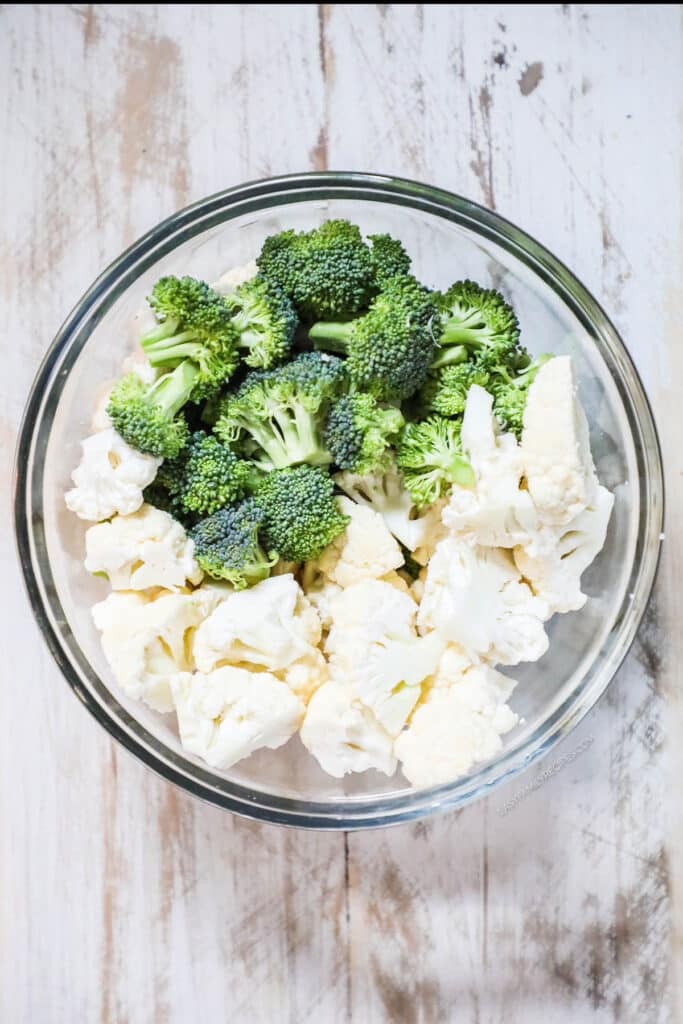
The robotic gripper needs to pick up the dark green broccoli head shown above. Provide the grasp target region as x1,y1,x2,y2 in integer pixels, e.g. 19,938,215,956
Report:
492,354,553,437
141,275,240,397
107,363,196,458
256,219,376,320
368,233,411,283
223,274,298,368
324,392,404,474
153,430,256,518
420,362,492,418
255,465,350,562
432,280,521,370
215,352,346,470
396,415,474,507
309,274,439,402
191,499,277,588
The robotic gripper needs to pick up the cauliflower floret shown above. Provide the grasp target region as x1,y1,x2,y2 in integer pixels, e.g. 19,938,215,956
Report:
335,464,439,553
395,663,518,787
93,587,223,711
65,429,161,522
84,503,202,591
300,680,397,778
300,562,342,632
411,497,449,565
443,385,536,548
514,484,614,614
193,574,321,673
522,355,596,526
172,667,304,770
417,537,549,666
282,649,329,703
316,497,403,587
211,259,259,295
428,643,473,689
380,570,413,595
325,581,444,736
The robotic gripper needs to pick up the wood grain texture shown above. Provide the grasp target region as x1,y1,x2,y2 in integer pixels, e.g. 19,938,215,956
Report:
0,5,680,1022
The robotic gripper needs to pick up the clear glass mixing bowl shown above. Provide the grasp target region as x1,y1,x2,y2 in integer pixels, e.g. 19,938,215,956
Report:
13,173,663,829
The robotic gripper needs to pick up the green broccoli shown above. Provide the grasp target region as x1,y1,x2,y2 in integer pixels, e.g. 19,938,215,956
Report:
309,274,439,402
215,351,347,470
396,416,475,507
420,362,492,418
191,499,277,588
140,275,240,396
324,392,404,473
492,354,553,436
151,430,256,518
256,219,376,320
107,362,197,458
222,275,298,368
255,465,350,562
431,280,522,371
368,233,411,283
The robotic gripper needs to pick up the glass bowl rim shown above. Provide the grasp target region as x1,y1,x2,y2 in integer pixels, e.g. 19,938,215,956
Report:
13,171,664,829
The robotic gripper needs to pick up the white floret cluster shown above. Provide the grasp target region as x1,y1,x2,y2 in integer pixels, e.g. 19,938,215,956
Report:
66,350,613,788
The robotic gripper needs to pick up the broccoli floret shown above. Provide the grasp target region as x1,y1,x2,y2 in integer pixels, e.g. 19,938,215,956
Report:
396,416,474,507
256,219,376,320
215,351,347,470
107,362,196,458
420,362,492,418
222,275,298,368
492,354,553,437
191,499,277,588
431,280,521,370
255,465,350,562
140,275,240,397
153,430,256,518
309,274,438,402
324,392,404,473
368,233,411,283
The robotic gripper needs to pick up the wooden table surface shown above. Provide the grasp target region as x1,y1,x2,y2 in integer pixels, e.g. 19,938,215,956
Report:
1,5,681,1022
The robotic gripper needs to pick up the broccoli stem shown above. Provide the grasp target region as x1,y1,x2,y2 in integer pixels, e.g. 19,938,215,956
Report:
429,445,475,487
431,344,468,371
150,361,201,417
142,331,207,367
309,321,353,353
140,319,180,345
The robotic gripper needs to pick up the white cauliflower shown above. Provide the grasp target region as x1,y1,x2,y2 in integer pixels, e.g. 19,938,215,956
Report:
211,259,259,295
282,649,329,703
443,385,536,548
172,667,304,770
380,570,413,595
522,355,596,526
395,663,519,788
84,504,202,591
93,588,222,711
65,429,161,522
335,463,438,553
300,680,397,778
299,562,342,632
193,574,321,674
325,581,444,736
316,497,403,587
411,498,449,565
514,484,614,614
417,537,549,666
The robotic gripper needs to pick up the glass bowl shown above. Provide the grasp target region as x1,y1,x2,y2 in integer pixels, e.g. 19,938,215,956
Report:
13,172,663,829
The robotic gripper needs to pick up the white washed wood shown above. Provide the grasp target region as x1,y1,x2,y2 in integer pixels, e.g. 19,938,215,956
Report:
0,5,679,1022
